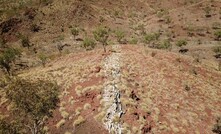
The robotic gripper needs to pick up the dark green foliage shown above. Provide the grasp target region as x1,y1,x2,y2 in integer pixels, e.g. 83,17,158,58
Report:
176,39,188,47
5,78,59,134
0,48,20,74
82,37,96,50
93,27,109,52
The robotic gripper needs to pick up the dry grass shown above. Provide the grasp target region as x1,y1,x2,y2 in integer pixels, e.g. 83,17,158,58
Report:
73,116,85,126
56,119,66,128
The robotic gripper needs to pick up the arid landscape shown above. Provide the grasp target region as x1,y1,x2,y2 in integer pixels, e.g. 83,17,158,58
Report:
0,0,221,134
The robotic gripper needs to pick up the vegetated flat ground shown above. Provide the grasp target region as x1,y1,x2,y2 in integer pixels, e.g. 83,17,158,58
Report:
3,45,217,134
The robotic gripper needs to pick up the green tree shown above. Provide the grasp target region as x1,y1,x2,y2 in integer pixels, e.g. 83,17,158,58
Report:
93,27,109,52
71,27,80,40
82,37,96,50
5,78,60,134
0,48,20,75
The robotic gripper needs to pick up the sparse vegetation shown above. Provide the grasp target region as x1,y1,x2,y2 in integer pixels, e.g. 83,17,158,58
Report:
204,6,212,17
176,39,188,48
73,116,85,126
20,35,31,49
214,30,221,40
143,32,160,45
71,27,80,40
213,46,221,54
93,26,109,52
0,48,20,75
82,37,96,50
212,117,221,134
129,37,138,44
0,118,21,134
115,30,125,43
5,78,59,134
38,53,47,67
157,39,172,50
0,37,7,48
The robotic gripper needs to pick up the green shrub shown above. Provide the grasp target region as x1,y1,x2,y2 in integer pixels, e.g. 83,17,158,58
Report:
82,38,96,50
93,26,109,52
5,78,59,134
71,27,80,40
0,119,21,134
176,39,188,48
0,37,7,48
115,30,125,43
204,6,211,15
0,48,21,75
157,39,172,50
20,35,30,48
214,30,221,40
144,33,160,44
213,46,221,54
129,37,138,44
38,53,47,67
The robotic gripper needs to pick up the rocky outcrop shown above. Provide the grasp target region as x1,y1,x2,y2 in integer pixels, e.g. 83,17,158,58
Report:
103,45,123,134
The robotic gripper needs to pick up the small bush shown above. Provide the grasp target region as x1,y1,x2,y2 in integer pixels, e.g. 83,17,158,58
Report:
176,39,188,48
212,22,221,29
0,48,20,74
213,46,221,54
0,37,7,48
157,39,172,50
212,117,221,134
30,24,40,32
71,27,80,40
204,6,211,16
56,119,66,128
83,103,91,110
144,33,160,44
73,116,85,126
38,53,47,67
115,30,125,43
0,118,21,134
129,37,138,44
20,35,30,48
82,38,96,50
214,30,221,40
